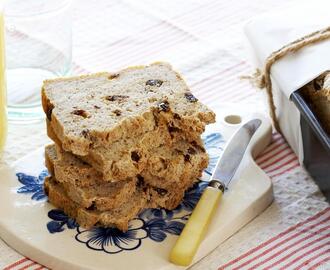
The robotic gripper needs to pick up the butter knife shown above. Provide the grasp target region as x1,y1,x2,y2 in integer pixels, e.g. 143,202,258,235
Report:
169,118,262,266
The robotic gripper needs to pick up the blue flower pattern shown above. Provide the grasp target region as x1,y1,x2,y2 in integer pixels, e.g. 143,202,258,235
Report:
203,133,225,176
75,219,148,254
16,169,48,201
47,209,78,233
173,181,209,212
16,132,225,254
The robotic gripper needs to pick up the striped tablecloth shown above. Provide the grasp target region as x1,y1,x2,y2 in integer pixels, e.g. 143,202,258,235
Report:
1,0,329,269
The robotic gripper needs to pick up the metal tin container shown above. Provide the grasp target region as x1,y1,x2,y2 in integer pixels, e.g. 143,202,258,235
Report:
291,91,330,201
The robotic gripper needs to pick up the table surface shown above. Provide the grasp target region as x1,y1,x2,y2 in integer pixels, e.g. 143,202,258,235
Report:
0,0,329,269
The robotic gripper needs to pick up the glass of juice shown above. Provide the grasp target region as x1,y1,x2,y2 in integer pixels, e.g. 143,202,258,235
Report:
4,0,72,122
0,0,7,152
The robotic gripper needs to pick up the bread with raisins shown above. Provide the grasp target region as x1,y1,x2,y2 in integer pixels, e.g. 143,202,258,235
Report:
45,143,207,210
42,62,215,156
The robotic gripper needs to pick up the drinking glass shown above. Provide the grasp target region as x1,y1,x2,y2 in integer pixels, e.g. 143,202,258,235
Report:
4,0,72,122
0,1,6,150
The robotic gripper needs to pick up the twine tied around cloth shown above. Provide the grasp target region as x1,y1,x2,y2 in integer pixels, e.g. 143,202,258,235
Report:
245,26,330,132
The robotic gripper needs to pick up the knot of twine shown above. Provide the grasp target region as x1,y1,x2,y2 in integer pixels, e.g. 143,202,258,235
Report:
247,26,330,132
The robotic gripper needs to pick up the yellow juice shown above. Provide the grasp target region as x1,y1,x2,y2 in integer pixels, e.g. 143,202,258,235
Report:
0,7,7,152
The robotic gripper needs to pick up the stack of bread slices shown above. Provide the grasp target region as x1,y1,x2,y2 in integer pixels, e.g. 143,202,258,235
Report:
42,62,216,231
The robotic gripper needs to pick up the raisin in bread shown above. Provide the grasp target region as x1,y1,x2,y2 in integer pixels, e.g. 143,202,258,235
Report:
42,62,215,156
44,176,146,231
146,181,191,210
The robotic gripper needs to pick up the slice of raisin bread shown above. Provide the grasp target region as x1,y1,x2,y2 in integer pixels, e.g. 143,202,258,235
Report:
46,144,136,211
45,144,104,188
45,143,206,211
46,119,171,181
44,176,146,231
42,62,215,156
47,122,208,182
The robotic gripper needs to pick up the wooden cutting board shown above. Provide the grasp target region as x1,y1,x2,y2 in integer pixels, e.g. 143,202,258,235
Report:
0,108,273,270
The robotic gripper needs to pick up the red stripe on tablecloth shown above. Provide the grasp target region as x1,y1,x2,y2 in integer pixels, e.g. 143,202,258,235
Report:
195,71,251,98
165,0,222,26
201,89,255,106
223,89,256,103
246,228,330,270
260,151,295,170
3,258,29,270
77,20,168,61
255,138,290,171
263,135,284,148
2,256,46,269
190,8,253,36
195,74,249,98
257,135,289,158
205,84,254,103
192,61,246,87
98,34,192,70
219,208,330,269
231,217,330,270
196,80,252,104
264,156,298,174
278,242,330,270
17,262,37,270
87,23,195,70
214,8,257,31
174,0,232,26
177,1,247,31
269,162,300,178
77,23,195,71
256,143,289,164
257,148,299,177
194,83,252,105
307,254,330,270
33,266,45,270
193,66,252,102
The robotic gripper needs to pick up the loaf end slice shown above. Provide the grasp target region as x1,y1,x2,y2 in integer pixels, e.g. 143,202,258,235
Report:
45,144,137,211
44,176,146,231
45,143,104,187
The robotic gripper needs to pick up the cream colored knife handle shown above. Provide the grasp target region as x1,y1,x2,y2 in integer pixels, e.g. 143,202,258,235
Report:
169,186,222,266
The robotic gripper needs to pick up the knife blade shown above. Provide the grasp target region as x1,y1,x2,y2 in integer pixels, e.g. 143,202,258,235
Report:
169,119,262,266
209,118,262,191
